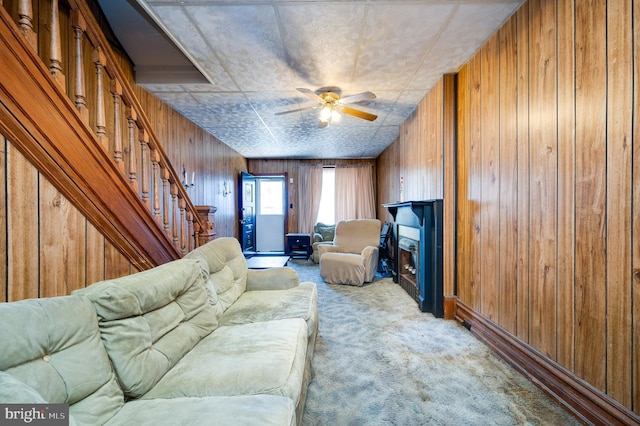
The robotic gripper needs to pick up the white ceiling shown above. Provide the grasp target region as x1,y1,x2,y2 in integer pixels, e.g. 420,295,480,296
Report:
99,0,523,159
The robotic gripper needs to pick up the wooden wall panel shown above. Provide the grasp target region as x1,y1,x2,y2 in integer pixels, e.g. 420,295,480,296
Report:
527,0,557,358
468,54,482,312
498,16,517,334
0,138,5,302
442,75,456,298
515,3,530,341
633,0,640,413
606,0,633,406
456,65,470,304
376,137,400,223
479,32,499,322
85,221,105,285
7,144,39,301
556,0,576,372
39,178,86,297
574,0,607,391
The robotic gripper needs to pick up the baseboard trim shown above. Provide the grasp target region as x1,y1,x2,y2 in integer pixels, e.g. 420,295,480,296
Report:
455,302,640,426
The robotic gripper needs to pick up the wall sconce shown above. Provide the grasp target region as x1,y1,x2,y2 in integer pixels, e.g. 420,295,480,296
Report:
221,181,232,197
182,165,195,188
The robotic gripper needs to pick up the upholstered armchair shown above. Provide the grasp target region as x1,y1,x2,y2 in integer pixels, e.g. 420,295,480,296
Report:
311,222,336,263
318,219,381,286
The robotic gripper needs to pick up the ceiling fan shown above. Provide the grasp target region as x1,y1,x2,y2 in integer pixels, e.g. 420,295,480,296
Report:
276,88,377,126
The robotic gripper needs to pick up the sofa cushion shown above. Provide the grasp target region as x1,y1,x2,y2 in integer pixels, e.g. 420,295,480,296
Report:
0,296,124,426
0,371,47,403
141,318,308,407
220,282,318,338
185,237,248,313
106,395,296,426
74,258,217,398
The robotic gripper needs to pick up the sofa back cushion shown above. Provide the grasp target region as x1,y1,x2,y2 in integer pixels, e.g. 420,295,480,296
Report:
184,237,248,313
333,219,381,253
0,296,124,425
74,258,217,398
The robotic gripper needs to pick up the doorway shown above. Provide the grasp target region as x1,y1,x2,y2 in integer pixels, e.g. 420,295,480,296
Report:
239,172,287,254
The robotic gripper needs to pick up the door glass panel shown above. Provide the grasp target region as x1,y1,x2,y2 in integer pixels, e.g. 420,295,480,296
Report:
259,180,283,215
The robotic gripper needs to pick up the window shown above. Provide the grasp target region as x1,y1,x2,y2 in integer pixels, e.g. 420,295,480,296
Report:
316,168,335,224
259,180,283,215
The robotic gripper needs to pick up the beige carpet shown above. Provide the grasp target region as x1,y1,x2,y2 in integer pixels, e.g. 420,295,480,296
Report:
289,259,580,426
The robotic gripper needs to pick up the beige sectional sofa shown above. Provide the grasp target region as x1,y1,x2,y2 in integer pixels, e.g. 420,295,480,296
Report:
0,237,318,426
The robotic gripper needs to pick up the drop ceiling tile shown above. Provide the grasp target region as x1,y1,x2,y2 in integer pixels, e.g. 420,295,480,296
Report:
409,3,523,88
149,5,237,91
382,90,430,126
353,4,455,89
278,3,366,89
186,4,293,91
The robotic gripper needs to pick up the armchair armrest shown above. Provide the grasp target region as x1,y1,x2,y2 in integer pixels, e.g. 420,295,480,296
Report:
361,246,380,283
313,232,323,243
317,244,341,258
246,266,300,291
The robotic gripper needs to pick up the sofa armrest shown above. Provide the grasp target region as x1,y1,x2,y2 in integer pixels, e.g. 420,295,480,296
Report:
246,266,300,291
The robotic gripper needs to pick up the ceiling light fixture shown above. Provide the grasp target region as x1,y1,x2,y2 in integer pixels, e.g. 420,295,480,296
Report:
318,92,342,125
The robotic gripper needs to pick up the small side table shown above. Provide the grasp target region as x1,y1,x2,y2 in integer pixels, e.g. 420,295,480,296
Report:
285,233,311,259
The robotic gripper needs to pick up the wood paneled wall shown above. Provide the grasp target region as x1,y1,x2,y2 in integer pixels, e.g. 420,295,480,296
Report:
135,88,247,239
456,0,638,415
1,136,136,302
248,158,376,234
376,76,456,298
377,78,446,222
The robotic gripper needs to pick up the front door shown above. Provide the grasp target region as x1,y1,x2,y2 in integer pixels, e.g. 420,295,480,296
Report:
239,172,256,254
255,176,286,252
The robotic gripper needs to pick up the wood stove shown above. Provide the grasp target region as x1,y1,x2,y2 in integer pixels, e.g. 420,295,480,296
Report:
383,200,444,317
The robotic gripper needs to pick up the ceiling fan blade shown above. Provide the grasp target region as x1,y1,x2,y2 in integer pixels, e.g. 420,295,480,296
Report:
275,105,317,116
340,106,378,122
339,91,376,104
296,88,325,104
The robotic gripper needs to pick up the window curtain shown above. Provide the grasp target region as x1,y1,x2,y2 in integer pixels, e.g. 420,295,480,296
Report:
335,164,376,222
298,164,323,235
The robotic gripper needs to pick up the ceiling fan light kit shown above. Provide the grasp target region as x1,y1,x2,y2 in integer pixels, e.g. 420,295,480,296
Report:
277,88,378,126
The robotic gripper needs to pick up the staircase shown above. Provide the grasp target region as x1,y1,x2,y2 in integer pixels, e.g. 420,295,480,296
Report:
0,0,205,270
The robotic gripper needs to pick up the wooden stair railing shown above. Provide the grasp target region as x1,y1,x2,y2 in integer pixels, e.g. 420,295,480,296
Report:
0,0,205,268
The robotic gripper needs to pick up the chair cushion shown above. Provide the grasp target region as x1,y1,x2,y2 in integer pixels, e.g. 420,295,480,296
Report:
333,219,381,254
320,252,366,286
0,296,124,425
74,259,217,398
314,223,335,242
